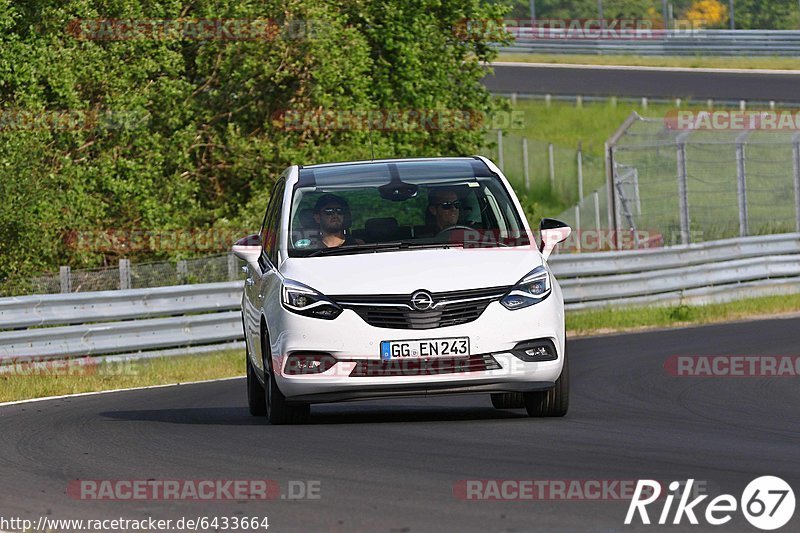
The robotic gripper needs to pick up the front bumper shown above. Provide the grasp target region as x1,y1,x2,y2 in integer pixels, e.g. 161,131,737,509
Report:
266,290,565,403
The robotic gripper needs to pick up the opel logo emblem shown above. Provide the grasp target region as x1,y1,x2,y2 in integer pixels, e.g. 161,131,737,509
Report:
410,290,435,311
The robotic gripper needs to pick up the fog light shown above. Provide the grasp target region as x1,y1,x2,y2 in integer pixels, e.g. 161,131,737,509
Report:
284,353,337,375
510,339,557,362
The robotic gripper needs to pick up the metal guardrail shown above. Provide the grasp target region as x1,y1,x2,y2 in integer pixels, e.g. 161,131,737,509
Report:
2,311,242,359
501,29,800,56
0,233,798,361
0,281,242,330
548,233,800,277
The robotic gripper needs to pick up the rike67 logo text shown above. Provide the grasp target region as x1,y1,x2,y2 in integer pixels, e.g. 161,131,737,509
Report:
625,477,795,530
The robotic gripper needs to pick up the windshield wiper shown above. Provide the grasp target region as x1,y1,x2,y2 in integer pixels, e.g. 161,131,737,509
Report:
306,241,464,257
307,242,407,257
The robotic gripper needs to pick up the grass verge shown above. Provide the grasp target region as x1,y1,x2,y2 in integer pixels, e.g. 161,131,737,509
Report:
497,53,800,71
567,293,800,337
0,349,243,404
2,293,799,404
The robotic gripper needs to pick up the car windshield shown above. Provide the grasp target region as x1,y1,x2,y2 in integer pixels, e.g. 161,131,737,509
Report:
287,159,530,257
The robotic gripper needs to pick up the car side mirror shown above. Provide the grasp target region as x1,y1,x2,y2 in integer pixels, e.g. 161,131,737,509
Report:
539,218,571,261
232,234,263,275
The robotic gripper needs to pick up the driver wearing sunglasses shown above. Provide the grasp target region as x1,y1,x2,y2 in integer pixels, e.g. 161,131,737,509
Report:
427,188,462,234
312,193,364,248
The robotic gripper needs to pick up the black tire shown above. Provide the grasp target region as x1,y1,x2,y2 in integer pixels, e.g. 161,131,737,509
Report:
246,355,267,417
262,328,310,425
524,352,569,417
490,392,525,409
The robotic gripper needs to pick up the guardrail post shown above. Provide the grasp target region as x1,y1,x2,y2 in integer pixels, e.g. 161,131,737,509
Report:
522,137,530,190
793,134,800,233
736,132,750,237
497,130,504,171
60,266,71,294
119,259,131,290
676,136,691,245
548,143,555,190
228,252,238,281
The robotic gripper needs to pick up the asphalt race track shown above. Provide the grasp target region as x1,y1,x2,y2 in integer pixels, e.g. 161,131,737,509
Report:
1,316,799,532
483,63,800,102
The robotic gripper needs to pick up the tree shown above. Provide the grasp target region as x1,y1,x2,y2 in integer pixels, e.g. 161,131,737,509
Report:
0,0,509,287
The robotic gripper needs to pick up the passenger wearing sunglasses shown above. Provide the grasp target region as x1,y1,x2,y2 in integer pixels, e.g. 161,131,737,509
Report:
312,194,364,248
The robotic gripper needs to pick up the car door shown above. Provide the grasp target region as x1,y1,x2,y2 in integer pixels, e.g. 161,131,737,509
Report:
250,178,286,373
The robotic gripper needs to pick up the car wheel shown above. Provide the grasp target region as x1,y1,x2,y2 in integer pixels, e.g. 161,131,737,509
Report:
262,330,310,425
246,354,267,417
524,351,569,417
490,393,525,409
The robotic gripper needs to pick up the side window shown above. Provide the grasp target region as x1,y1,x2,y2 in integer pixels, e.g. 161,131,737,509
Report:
261,180,285,267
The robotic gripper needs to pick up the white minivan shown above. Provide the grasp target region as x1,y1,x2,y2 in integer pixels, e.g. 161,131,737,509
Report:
233,157,571,424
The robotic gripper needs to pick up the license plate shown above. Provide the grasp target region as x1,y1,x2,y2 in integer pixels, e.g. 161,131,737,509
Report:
380,337,470,360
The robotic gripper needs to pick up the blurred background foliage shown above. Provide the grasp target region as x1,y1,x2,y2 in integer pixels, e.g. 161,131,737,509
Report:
0,0,509,282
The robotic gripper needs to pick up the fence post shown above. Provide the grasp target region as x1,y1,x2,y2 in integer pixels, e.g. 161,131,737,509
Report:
60,266,71,294
593,191,601,233
793,133,800,233
522,137,530,190
574,205,581,253
548,143,555,190
735,131,750,237
228,252,238,281
632,168,641,215
177,260,188,283
577,141,584,201
119,259,131,290
676,135,691,245
497,129,504,171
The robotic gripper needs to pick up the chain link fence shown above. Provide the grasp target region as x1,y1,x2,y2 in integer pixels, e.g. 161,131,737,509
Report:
608,114,800,245
486,129,606,207
1,254,245,297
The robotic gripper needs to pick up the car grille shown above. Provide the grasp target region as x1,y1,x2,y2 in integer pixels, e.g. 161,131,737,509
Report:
333,286,510,330
349,354,502,377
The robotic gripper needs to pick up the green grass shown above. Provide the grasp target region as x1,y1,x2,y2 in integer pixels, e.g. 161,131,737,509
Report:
567,293,800,337
497,53,800,71
0,349,244,403
2,292,799,403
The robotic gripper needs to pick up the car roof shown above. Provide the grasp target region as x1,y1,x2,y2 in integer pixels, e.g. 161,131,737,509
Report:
301,156,482,170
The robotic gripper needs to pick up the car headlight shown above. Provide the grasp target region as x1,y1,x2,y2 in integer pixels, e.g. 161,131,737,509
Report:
281,280,342,320
500,266,552,310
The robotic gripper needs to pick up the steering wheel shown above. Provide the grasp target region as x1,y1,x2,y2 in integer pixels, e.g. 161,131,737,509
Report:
435,225,475,238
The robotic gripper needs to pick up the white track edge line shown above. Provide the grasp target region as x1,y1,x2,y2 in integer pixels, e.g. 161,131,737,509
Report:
0,375,244,408
490,61,800,75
